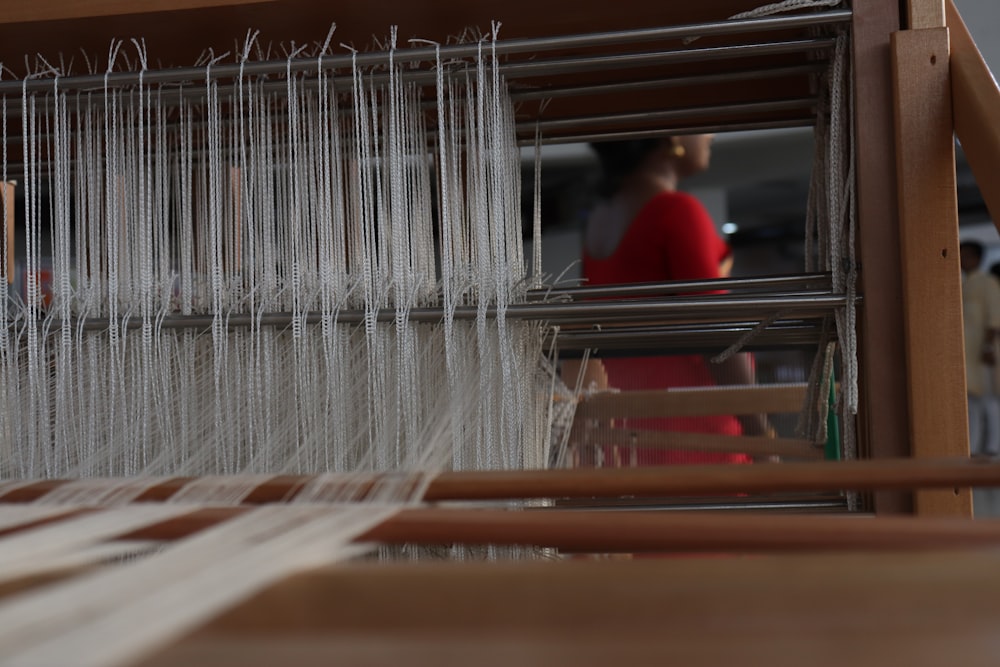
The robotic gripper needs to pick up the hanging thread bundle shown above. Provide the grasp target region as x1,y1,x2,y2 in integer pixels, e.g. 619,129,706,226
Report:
0,27,550,482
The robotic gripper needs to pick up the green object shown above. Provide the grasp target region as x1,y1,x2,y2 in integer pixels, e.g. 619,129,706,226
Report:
825,377,841,460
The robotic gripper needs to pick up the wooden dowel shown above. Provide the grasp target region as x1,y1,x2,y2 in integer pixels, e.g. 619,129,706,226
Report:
361,508,1000,553
4,459,1000,505
423,459,1000,501
112,506,1000,553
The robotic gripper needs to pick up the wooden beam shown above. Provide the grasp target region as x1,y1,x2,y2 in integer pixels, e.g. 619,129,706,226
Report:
946,0,1000,230
0,0,276,24
851,0,911,513
891,27,970,517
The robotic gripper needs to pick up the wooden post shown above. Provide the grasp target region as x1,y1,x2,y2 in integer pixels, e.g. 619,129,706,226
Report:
852,0,912,513
891,25,971,516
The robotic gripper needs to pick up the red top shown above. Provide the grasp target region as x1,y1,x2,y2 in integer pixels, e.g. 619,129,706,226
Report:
583,191,732,286
583,191,749,465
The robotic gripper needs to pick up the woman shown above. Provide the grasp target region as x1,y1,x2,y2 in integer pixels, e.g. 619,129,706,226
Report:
579,135,765,465
585,135,725,286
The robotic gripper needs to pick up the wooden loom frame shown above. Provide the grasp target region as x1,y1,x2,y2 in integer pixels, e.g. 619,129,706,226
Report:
0,0,995,663
0,0,984,507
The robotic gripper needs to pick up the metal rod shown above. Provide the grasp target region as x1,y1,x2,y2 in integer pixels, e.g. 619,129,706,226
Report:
550,323,830,352
536,315,832,329
1,98,818,145
524,118,816,145
22,293,852,333
563,498,850,512
2,37,834,116
0,115,817,173
496,38,836,79
553,319,826,334
552,322,825,336
529,273,832,299
0,112,817,175
0,9,851,95
508,63,827,102
520,98,817,134
508,292,852,323
1,62,828,120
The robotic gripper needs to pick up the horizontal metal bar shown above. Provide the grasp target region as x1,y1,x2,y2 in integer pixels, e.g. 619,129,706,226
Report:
0,9,851,95
2,37,834,119
0,115,816,174
552,318,830,335
0,112,818,166
509,63,827,102
523,117,816,144
520,98,817,134
549,322,832,353
18,292,853,335
529,273,833,299
517,292,854,326
497,38,835,80
0,61,828,123
558,498,850,512
554,319,827,335
0,96,818,142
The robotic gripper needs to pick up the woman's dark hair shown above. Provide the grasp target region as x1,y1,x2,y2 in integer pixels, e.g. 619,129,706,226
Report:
961,240,985,262
590,138,663,197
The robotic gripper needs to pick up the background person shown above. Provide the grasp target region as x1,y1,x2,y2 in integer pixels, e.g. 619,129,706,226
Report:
574,135,769,465
961,241,1000,457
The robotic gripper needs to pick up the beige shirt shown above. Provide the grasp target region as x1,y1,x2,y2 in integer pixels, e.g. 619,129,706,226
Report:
963,270,1000,396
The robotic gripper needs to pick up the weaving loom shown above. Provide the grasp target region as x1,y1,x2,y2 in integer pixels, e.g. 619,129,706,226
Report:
0,0,997,665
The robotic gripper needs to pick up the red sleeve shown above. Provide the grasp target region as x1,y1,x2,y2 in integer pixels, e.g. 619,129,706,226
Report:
650,192,729,281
